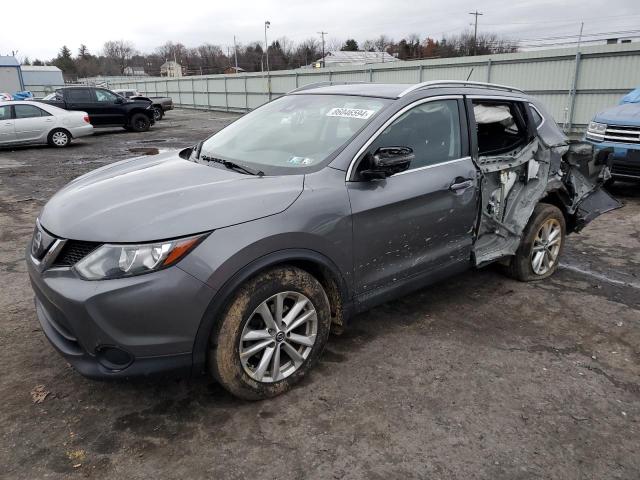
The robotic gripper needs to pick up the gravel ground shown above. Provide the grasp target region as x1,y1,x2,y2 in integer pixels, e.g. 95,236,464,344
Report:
0,109,639,479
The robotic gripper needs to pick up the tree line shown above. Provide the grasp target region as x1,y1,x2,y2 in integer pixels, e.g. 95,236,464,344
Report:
23,32,518,79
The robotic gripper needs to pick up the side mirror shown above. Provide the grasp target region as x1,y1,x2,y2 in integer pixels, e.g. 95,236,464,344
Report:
115,97,125,104
360,146,414,180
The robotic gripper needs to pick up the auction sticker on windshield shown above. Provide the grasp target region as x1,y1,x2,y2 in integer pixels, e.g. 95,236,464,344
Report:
327,108,375,119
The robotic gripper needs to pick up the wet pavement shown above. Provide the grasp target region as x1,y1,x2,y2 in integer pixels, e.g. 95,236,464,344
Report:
1,109,639,479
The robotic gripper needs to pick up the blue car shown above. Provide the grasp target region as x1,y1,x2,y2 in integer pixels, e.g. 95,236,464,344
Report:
585,87,640,181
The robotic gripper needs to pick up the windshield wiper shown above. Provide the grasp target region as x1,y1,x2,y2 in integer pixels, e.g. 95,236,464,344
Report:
200,154,264,176
193,140,204,159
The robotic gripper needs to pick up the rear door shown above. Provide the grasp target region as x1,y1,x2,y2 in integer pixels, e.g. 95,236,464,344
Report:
65,88,98,122
0,104,15,144
346,96,479,295
13,104,52,142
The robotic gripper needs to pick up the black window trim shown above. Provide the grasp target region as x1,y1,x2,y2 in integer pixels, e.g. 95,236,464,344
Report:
13,103,51,119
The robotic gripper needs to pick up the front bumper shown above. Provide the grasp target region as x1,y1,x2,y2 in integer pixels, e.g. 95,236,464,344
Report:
585,139,640,180
26,245,214,379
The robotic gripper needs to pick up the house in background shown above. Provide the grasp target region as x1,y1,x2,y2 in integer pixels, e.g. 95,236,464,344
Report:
0,56,24,93
312,50,400,68
224,66,246,74
160,61,183,78
123,66,147,76
20,65,64,87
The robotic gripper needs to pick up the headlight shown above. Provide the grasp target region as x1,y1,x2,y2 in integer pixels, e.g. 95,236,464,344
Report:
74,234,206,280
586,121,606,140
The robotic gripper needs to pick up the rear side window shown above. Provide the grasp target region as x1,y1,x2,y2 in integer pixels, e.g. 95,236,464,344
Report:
473,100,530,156
0,105,10,120
529,104,543,127
67,89,93,102
14,104,50,118
367,99,462,170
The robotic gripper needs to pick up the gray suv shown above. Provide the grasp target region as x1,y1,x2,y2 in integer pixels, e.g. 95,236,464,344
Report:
27,81,619,399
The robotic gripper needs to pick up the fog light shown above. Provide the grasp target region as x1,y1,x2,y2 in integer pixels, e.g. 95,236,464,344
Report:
95,345,133,371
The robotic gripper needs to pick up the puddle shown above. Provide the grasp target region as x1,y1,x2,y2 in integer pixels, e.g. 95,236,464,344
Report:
0,158,25,169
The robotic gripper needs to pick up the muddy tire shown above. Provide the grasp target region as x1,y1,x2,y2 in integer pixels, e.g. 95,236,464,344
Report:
129,113,151,132
47,128,71,147
508,203,566,282
209,266,331,400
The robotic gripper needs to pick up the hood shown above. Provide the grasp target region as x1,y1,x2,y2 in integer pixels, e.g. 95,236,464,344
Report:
594,103,640,126
620,87,640,104
39,151,304,242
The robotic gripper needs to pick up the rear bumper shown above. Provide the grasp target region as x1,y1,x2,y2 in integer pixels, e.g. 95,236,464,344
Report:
585,139,640,179
68,124,94,139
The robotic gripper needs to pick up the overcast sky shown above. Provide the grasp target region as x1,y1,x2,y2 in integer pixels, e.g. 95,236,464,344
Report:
2,0,639,60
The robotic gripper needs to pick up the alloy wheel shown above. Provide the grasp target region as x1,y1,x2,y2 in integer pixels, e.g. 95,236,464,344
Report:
239,291,318,383
531,218,562,275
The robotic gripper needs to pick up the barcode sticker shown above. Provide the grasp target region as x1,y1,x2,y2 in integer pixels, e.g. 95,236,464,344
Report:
327,108,375,119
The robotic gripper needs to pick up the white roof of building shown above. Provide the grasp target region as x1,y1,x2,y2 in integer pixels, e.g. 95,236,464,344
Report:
320,50,399,64
20,65,62,72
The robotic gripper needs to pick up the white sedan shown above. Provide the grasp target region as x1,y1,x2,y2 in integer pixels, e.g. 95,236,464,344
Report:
0,101,93,148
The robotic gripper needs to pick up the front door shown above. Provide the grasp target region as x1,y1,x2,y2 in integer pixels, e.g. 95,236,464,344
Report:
347,97,479,295
94,88,125,125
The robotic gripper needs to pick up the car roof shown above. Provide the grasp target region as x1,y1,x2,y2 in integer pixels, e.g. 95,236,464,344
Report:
289,81,524,99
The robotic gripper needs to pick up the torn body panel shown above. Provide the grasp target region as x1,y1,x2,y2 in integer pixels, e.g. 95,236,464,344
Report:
472,103,621,267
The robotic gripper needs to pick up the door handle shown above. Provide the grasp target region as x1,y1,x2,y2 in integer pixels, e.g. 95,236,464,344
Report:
449,178,474,191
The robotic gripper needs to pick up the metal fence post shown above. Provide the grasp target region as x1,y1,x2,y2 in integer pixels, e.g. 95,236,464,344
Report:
206,77,210,110
191,78,195,108
486,59,492,83
224,76,229,112
245,76,249,112
419,65,423,82
369,68,373,82
295,72,299,88
177,80,181,107
567,52,582,133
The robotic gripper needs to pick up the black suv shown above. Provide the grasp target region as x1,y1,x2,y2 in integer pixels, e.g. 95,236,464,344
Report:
38,86,155,132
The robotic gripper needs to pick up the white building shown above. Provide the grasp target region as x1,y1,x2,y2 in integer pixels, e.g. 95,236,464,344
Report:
123,66,147,76
160,61,183,78
20,65,64,86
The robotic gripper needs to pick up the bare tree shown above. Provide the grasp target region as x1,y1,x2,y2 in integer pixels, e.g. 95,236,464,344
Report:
103,40,137,74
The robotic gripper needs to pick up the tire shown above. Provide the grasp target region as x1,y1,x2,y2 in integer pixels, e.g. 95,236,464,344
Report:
152,106,164,121
209,266,331,400
129,113,151,132
508,203,566,282
47,128,71,148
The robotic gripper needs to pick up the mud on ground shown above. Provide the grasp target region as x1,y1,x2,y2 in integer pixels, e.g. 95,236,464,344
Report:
0,109,639,479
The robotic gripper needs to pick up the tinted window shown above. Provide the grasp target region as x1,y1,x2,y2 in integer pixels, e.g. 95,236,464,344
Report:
14,104,49,119
367,99,461,169
67,89,93,102
0,105,10,120
96,89,117,102
473,101,529,156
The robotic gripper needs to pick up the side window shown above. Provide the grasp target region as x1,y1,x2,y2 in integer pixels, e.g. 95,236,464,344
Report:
67,89,93,102
14,105,49,119
529,104,543,128
0,105,11,120
96,89,117,102
365,99,461,170
473,100,530,156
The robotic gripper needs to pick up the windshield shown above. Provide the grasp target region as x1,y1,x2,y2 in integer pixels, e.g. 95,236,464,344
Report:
198,94,389,174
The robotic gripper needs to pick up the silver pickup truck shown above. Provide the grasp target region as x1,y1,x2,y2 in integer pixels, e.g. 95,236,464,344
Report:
113,89,173,121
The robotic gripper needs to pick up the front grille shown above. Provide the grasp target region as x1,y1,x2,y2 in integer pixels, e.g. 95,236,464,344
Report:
52,240,101,267
612,163,640,178
604,125,640,144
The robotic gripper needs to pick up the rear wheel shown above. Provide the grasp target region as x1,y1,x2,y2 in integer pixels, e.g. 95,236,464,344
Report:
152,106,164,121
508,203,566,281
209,266,331,400
47,129,71,147
129,113,150,132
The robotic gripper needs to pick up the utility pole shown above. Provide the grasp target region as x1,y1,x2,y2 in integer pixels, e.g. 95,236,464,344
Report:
264,20,271,100
233,35,239,71
469,10,483,55
318,31,328,67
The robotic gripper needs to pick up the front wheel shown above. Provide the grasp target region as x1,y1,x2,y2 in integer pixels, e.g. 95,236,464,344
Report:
129,113,151,132
508,203,566,281
209,266,331,400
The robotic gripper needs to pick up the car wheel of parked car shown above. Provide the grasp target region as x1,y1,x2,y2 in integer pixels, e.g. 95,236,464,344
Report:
153,106,163,121
508,203,566,282
209,266,331,400
47,129,71,148
130,113,151,132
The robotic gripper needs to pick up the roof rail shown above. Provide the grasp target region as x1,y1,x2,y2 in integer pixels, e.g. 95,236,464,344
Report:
288,80,369,94
397,80,524,97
